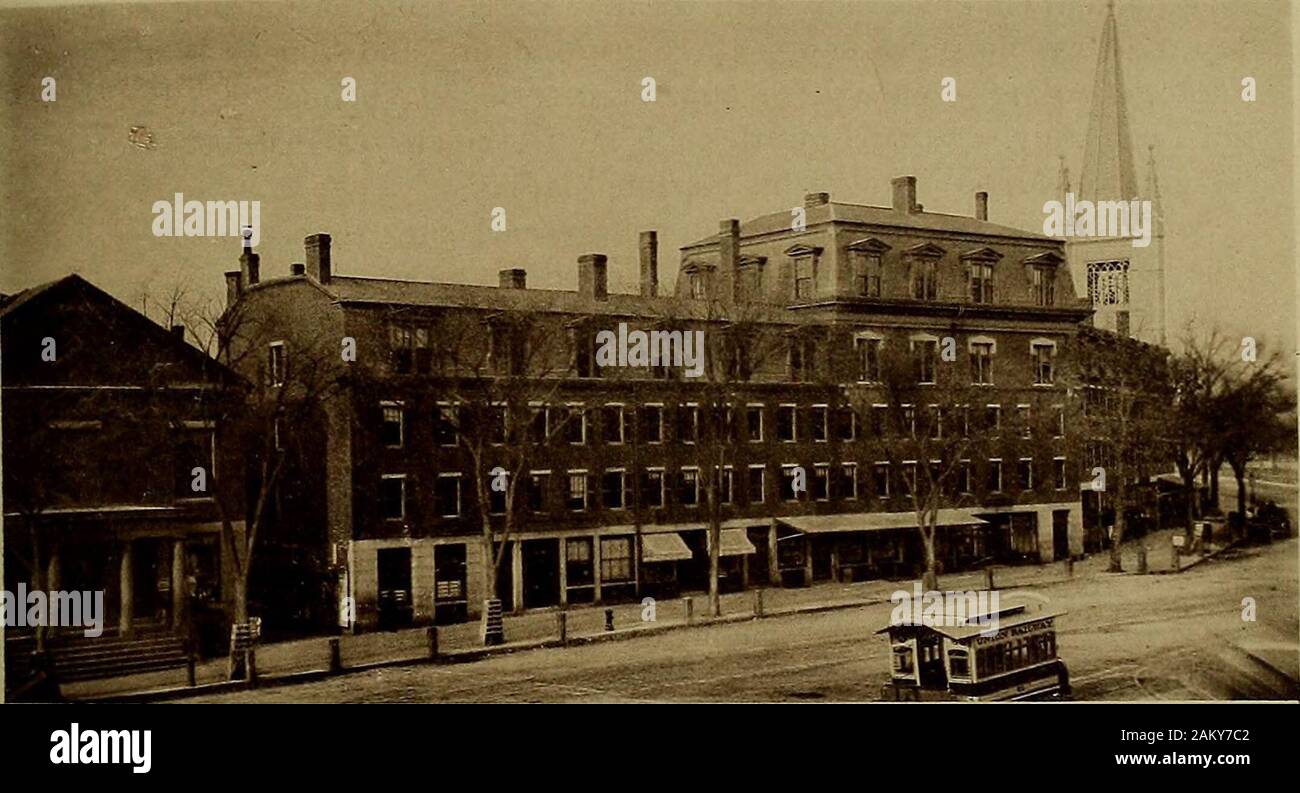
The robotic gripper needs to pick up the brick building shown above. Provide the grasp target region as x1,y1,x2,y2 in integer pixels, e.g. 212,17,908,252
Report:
2,275,241,657
222,175,1092,632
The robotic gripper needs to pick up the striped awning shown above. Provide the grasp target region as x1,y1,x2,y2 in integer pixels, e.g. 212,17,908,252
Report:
708,528,757,556
641,532,693,563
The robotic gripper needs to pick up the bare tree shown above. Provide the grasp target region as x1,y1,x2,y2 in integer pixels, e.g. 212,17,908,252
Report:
1209,339,1294,527
144,288,347,675
421,309,575,642
1168,328,1234,530
855,335,998,590
1074,326,1171,572
689,301,785,617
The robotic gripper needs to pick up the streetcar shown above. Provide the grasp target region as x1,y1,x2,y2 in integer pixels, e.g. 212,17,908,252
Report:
878,592,1070,701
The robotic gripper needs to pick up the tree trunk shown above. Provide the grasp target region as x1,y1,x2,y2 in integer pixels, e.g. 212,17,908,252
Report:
1230,460,1248,534
481,533,498,602
921,528,938,591
1108,478,1127,572
232,572,249,623
228,572,250,681
1208,459,1221,509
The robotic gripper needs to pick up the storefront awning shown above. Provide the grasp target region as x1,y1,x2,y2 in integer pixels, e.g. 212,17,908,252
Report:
709,528,757,556
780,509,988,535
641,532,693,563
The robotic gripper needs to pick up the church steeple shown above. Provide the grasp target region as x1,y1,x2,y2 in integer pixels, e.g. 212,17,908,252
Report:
1078,0,1138,203
1056,154,1072,205
1145,144,1163,225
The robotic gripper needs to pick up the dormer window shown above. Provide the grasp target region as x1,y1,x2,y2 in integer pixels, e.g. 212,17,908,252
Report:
785,245,822,301
1024,251,1066,308
961,247,1002,305
689,272,707,300
795,259,814,299
488,317,526,376
1032,267,1056,306
737,255,766,300
569,322,600,378
847,238,891,298
680,260,711,301
903,242,944,301
912,260,936,300
388,324,430,374
788,334,818,382
969,262,994,303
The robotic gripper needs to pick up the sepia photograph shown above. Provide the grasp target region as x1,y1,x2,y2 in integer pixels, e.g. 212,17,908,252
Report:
0,0,1297,762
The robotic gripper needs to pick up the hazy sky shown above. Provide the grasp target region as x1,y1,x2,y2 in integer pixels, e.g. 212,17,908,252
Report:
1,0,1293,352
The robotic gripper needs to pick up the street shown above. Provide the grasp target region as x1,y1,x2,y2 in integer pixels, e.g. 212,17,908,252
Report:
181,539,1298,703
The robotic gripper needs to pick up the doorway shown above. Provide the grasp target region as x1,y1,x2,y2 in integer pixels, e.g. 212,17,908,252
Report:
1052,510,1070,560
746,527,771,586
376,547,413,630
522,539,560,609
132,538,170,626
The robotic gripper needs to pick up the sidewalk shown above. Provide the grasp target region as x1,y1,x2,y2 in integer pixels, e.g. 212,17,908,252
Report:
59,560,1084,701
1109,527,1236,574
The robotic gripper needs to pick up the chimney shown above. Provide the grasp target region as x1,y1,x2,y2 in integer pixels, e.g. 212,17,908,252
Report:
225,271,242,308
498,268,527,289
170,324,185,341
639,231,658,297
291,262,306,276
891,175,919,214
803,192,830,208
975,191,989,221
577,254,608,300
239,249,260,287
719,218,740,301
305,233,332,284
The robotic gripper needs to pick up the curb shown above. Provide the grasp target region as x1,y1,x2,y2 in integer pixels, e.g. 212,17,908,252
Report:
69,570,1083,703
1148,540,1242,575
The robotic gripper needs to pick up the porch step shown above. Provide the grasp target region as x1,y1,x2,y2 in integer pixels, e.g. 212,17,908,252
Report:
51,633,190,683
5,630,191,684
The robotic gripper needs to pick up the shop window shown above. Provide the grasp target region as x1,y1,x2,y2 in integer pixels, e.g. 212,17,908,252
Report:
600,537,634,583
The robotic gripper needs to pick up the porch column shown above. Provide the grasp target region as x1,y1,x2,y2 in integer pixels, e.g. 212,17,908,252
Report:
557,537,568,607
171,539,187,635
593,536,603,603
830,541,841,582
119,542,134,637
767,519,780,585
803,536,814,585
46,545,62,591
510,541,524,614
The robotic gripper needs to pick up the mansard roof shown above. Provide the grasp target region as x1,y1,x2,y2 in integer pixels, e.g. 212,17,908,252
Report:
683,200,1056,250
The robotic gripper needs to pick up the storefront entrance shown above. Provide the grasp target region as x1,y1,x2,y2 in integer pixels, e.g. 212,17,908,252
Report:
522,539,560,608
1053,510,1070,560
376,547,413,630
